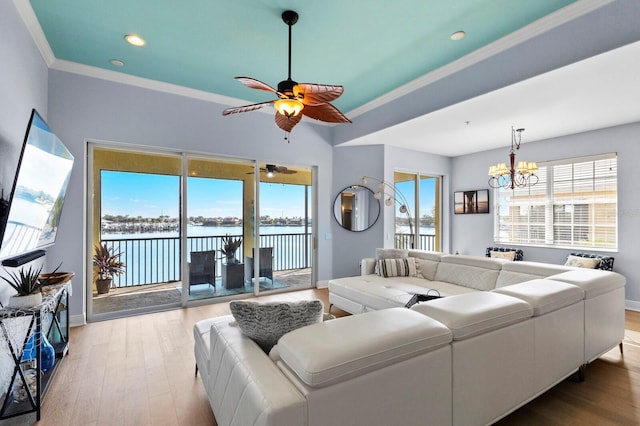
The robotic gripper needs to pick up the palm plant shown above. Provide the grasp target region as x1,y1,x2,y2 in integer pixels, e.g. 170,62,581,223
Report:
221,235,242,263
93,243,126,279
1,265,43,296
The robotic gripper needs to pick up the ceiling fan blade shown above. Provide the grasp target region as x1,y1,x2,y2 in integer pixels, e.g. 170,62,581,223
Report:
234,77,280,94
295,83,344,106
278,168,297,174
223,100,275,116
301,103,351,123
275,111,302,132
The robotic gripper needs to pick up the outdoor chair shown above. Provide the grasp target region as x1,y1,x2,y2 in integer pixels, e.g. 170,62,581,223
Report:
244,247,274,285
188,250,216,294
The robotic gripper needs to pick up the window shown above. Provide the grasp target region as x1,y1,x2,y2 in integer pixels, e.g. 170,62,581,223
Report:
494,153,617,250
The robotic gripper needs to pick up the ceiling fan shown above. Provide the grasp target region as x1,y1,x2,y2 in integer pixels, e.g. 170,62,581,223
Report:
247,164,297,177
222,10,351,137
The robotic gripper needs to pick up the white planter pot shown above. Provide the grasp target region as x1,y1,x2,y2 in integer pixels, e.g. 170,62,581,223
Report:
7,292,43,309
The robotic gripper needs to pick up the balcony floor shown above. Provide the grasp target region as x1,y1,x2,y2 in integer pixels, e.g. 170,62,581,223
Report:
92,268,312,315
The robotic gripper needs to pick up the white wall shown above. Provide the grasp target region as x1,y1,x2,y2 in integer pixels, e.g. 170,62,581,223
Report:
46,70,334,323
0,1,49,306
451,122,640,307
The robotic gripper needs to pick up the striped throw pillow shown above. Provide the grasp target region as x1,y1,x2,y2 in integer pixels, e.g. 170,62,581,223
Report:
377,257,417,278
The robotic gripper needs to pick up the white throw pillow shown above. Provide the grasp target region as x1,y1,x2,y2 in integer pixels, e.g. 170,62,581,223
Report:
377,257,417,278
490,250,516,261
564,255,601,269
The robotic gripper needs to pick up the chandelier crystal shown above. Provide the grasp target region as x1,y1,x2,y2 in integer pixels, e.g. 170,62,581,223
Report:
488,127,538,190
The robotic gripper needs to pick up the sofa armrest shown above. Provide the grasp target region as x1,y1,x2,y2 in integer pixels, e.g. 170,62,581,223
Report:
361,258,376,275
198,316,306,426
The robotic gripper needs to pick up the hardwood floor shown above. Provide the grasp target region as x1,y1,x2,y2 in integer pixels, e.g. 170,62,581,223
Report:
30,291,640,425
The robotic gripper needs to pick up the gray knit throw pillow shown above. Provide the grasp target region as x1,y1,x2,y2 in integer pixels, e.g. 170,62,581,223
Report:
230,300,324,353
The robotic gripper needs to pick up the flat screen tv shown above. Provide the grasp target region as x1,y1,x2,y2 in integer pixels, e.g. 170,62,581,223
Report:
0,109,74,262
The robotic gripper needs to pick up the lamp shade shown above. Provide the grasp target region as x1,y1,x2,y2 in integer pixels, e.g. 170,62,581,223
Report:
274,99,304,117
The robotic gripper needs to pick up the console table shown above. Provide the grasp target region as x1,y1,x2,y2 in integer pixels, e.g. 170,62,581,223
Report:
0,281,70,421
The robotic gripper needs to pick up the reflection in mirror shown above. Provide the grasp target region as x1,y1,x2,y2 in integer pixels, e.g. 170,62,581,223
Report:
333,185,380,232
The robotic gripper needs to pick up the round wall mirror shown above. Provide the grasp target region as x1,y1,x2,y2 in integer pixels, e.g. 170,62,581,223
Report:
333,185,380,232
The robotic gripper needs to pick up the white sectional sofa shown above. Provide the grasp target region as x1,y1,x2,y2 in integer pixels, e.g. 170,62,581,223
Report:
194,250,625,426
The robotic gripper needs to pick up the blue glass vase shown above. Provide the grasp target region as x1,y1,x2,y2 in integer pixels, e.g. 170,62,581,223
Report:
40,333,55,372
21,334,37,362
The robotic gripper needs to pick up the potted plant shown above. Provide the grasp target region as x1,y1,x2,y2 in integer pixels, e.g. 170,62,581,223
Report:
1,265,43,308
221,235,242,264
92,243,125,294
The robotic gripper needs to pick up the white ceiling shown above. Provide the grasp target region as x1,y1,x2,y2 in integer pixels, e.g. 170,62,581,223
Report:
340,39,640,157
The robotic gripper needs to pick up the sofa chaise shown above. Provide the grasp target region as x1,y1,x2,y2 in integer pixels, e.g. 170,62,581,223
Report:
194,250,625,425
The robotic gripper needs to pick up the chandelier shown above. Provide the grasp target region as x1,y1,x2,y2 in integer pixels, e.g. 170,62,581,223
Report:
488,127,538,190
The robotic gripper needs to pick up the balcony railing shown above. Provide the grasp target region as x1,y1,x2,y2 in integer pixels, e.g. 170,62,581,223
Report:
102,233,312,288
395,233,437,251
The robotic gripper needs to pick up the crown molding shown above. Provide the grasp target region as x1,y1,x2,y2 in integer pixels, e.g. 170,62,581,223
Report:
50,59,252,108
346,0,614,118
13,0,55,66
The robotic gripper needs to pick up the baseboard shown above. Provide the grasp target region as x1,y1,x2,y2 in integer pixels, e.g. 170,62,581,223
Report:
625,300,640,312
70,313,86,327
316,279,329,289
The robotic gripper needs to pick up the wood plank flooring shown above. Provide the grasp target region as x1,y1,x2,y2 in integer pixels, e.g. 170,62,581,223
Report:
26,291,640,425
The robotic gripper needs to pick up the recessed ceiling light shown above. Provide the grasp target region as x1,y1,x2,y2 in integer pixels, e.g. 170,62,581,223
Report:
451,31,466,41
109,59,125,67
124,34,146,46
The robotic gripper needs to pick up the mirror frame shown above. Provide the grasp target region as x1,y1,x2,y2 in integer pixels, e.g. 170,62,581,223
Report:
333,185,380,232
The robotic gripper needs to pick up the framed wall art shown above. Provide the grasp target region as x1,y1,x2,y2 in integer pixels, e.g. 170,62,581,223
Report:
454,189,489,214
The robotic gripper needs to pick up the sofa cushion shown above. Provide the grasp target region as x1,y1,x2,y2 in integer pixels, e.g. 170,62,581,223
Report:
230,300,324,353
495,271,545,288
408,250,443,280
501,261,571,276
377,257,417,278
493,279,584,316
329,275,478,311
375,248,408,259
434,255,503,291
441,254,505,270
411,292,533,340
547,269,626,298
277,308,452,387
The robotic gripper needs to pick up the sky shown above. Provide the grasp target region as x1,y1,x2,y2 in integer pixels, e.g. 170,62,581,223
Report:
395,178,437,217
101,171,436,220
101,171,309,219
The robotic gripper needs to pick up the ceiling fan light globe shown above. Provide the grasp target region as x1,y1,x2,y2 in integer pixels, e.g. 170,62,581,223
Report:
274,99,304,117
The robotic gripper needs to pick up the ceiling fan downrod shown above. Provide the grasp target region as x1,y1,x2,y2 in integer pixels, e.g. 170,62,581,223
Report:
282,10,298,82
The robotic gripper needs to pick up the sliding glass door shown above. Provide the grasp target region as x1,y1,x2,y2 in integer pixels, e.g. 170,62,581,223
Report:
89,146,315,320
89,147,183,321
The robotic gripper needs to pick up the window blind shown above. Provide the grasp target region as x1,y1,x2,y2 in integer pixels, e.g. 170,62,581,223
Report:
494,153,617,250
